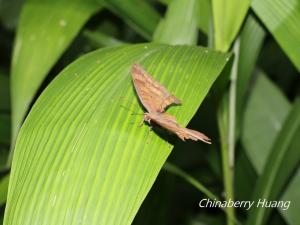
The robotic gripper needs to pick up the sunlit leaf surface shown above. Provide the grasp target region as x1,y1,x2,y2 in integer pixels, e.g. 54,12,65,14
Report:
11,0,102,148
212,0,251,51
252,0,300,71
5,44,230,225
153,0,199,45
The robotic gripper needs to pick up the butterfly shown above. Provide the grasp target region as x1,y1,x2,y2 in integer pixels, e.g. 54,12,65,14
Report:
131,63,211,144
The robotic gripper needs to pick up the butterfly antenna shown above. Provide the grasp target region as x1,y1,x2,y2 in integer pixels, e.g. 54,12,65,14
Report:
119,105,143,116
118,96,141,111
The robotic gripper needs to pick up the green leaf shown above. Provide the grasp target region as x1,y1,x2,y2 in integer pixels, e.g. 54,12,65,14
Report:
242,72,291,173
197,0,211,35
158,0,172,5
104,0,160,40
5,44,230,225
0,174,9,205
235,149,256,201
280,168,300,225
212,0,251,51
0,0,24,29
0,114,10,145
158,0,211,36
153,0,199,45
246,97,300,225
237,15,266,126
83,30,124,48
242,72,300,225
252,0,300,71
0,73,10,111
241,72,300,225
0,71,11,147
11,0,102,152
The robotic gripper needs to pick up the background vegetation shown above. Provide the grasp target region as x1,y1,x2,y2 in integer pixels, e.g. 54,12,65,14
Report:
0,0,299,224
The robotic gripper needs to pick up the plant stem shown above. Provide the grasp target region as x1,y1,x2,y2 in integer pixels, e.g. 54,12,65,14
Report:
217,38,240,225
209,8,239,225
218,109,235,225
229,38,240,167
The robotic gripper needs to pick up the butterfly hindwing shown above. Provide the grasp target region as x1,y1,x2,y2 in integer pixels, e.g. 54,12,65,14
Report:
144,113,211,144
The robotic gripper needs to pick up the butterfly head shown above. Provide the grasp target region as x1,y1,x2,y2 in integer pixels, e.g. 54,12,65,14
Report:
143,112,160,123
143,113,152,123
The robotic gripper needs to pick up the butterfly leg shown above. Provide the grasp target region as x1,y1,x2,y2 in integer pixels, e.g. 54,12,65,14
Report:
142,119,153,131
139,119,144,127
142,117,153,131
139,118,151,127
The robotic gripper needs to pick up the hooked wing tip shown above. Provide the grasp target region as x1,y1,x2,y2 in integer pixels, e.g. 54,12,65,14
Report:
201,137,212,144
131,62,142,71
195,132,211,144
184,128,211,144
131,63,146,79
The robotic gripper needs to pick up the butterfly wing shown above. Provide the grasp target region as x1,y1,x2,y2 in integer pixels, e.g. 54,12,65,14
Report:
145,113,211,144
131,63,181,113
175,127,211,144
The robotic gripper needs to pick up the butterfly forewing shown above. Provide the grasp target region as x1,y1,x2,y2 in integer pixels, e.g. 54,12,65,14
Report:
131,63,181,113
131,63,211,144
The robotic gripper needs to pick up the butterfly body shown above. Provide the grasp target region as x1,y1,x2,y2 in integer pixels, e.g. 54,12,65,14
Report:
131,63,211,144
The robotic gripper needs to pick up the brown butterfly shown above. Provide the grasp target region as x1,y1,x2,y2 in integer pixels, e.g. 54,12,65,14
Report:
131,63,211,144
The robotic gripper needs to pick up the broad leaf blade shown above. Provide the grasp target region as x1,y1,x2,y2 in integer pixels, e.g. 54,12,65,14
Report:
242,72,300,224
212,0,251,51
197,0,211,35
5,44,230,225
252,0,300,71
280,168,300,225
0,73,10,111
83,30,124,48
0,72,11,146
0,174,9,206
105,0,160,40
237,15,266,125
11,0,102,149
153,0,199,45
159,0,211,36
0,114,10,145
242,72,291,173
246,96,300,225
0,0,24,29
